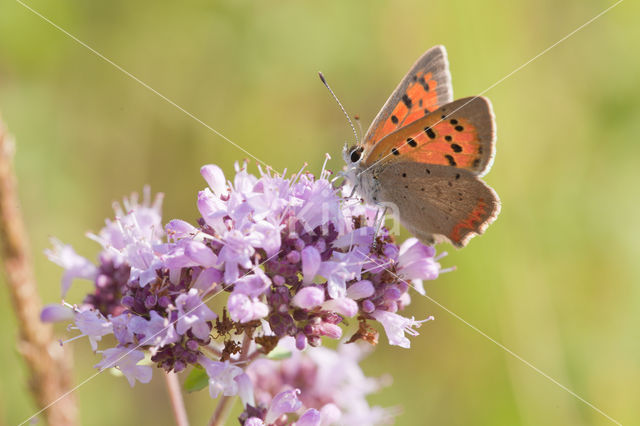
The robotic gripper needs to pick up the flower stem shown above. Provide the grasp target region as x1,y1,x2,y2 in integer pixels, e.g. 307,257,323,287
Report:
164,371,189,426
0,118,77,424
208,332,253,426
239,332,252,361
209,395,235,426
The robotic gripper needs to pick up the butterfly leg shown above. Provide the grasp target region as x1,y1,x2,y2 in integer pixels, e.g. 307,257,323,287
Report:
371,206,388,249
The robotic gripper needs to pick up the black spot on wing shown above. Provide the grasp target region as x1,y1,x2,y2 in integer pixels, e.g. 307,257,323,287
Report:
445,155,457,166
419,76,430,91
402,94,412,108
424,127,436,139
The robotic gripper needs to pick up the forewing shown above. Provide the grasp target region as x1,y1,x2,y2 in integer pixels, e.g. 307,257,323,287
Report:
362,46,453,149
363,97,496,176
375,162,500,247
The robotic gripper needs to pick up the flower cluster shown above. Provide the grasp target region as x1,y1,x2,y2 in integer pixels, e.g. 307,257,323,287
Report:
42,160,446,424
241,338,394,425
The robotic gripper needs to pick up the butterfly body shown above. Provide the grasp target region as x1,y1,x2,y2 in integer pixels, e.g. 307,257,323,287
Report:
343,46,500,247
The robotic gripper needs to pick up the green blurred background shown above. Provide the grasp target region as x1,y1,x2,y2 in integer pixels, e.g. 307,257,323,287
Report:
1,0,638,424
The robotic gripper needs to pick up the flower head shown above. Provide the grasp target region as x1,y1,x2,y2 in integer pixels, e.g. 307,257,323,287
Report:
44,160,450,408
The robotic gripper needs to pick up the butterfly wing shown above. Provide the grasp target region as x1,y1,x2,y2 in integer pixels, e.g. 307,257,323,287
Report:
363,96,496,176
374,162,500,247
362,45,453,149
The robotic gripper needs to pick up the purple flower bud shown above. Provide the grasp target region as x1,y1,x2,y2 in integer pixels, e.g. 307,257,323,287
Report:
297,408,321,426
286,250,301,264
292,286,325,309
144,295,157,309
384,286,402,301
200,164,227,195
293,238,305,251
318,322,342,339
265,389,302,424
186,339,199,351
40,304,74,323
273,275,285,286
121,295,135,309
322,297,358,317
301,246,321,284
307,335,321,347
174,360,186,373
346,280,375,300
158,295,171,308
362,299,375,313
296,332,307,351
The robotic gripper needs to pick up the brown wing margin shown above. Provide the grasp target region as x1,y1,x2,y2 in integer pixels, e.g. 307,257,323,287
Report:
362,45,453,149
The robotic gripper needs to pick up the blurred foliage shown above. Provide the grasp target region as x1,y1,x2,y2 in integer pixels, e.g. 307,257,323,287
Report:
1,0,638,425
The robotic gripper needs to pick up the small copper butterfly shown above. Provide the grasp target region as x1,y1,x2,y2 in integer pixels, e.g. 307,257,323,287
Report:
343,45,500,247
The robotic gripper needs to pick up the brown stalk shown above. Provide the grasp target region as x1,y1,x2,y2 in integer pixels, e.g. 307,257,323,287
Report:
208,333,253,426
0,118,77,425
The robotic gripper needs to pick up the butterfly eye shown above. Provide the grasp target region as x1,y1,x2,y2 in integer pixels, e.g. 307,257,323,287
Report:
349,146,363,163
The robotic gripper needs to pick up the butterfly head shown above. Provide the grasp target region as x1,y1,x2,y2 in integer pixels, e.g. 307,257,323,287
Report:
344,144,364,165
341,143,365,188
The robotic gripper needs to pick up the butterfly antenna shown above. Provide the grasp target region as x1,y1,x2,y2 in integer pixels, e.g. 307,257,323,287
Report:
353,114,364,140
318,72,359,145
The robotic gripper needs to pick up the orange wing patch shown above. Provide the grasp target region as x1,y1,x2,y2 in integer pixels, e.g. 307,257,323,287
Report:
366,71,442,144
449,198,488,245
365,112,484,171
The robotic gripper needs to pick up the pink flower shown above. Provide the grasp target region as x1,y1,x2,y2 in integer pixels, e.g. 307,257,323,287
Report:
128,310,179,348
371,309,433,348
265,389,302,424
397,238,441,295
199,357,244,399
72,309,113,351
175,289,217,339
228,293,269,323
95,347,152,387
45,238,97,297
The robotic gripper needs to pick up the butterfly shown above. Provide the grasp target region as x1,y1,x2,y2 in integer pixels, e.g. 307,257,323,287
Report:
343,45,500,248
